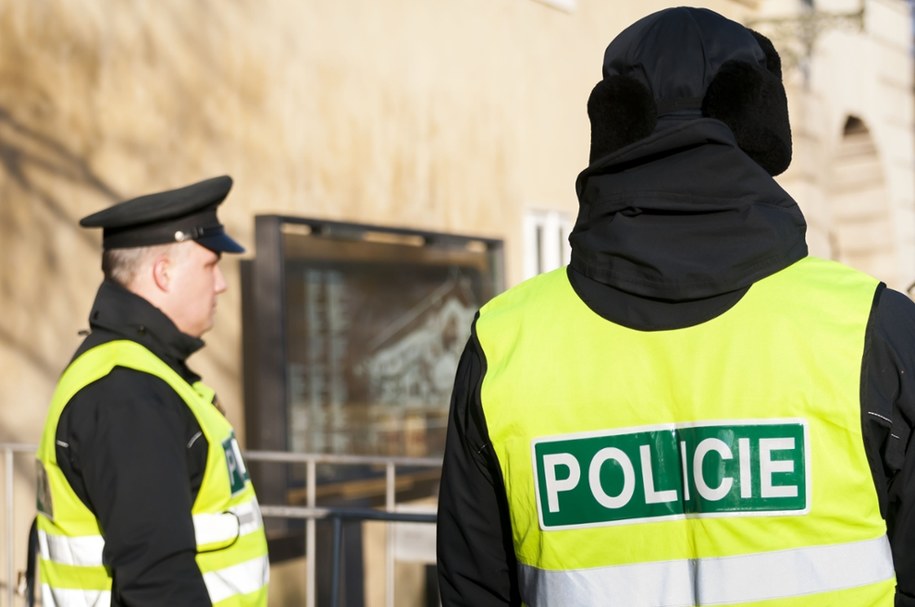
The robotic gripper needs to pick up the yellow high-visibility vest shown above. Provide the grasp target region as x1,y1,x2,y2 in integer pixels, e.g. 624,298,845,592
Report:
476,256,895,606
36,340,269,607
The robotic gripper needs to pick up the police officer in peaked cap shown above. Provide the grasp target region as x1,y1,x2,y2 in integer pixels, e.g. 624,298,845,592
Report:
35,176,270,606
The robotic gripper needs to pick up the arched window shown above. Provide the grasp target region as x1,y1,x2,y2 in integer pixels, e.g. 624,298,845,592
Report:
827,115,895,284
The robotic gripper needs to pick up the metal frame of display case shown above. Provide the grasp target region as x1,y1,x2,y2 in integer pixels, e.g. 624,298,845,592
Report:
241,215,504,565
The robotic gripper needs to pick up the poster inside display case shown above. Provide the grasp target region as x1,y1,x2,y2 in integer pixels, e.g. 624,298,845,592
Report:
242,216,504,502
282,229,501,458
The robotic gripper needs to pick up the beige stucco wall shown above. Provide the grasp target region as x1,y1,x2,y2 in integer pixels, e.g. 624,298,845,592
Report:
769,0,915,289
0,0,755,456
0,0,911,602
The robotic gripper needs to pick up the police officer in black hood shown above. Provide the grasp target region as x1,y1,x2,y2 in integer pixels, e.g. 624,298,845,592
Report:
437,7,915,605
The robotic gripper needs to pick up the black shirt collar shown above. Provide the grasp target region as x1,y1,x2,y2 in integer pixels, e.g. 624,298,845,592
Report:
82,280,204,381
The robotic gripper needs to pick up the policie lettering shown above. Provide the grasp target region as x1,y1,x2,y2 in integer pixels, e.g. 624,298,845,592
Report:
532,420,809,530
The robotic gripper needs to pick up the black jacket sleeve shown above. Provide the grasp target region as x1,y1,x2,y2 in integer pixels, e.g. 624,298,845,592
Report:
437,322,521,607
861,286,915,606
58,368,212,607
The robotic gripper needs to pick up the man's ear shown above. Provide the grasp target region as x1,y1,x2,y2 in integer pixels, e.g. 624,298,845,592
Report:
151,254,171,292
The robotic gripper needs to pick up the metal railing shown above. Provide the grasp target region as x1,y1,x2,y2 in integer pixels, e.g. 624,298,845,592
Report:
3,444,35,607
2,443,441,607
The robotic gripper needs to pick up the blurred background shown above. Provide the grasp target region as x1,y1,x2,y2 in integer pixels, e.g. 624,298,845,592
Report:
0,0,913,605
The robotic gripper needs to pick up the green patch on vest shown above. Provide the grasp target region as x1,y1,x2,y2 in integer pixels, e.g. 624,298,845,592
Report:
222,433,250,496
36,461,53,520
533,420,808,529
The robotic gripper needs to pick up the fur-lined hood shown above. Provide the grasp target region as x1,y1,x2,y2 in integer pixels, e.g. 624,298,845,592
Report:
570,7,805,303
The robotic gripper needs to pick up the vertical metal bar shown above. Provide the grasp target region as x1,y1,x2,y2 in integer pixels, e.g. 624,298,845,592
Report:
330,516,343,607
6,447,15,607
306,459,316,607
385,462,395,607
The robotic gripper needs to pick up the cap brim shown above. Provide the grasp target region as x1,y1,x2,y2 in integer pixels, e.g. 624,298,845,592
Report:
196,232,246,254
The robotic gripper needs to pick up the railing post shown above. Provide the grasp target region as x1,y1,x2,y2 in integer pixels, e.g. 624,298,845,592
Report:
385,462,396,607
306,459,316,607
6,446,15,607
330,515,343,607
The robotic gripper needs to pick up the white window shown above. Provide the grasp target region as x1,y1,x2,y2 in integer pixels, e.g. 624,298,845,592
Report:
523,209,574,279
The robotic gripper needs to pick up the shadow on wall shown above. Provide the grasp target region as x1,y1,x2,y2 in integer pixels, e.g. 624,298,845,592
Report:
0,103,121,371
0,106,120,207
0,104,121,470
0,1,267,523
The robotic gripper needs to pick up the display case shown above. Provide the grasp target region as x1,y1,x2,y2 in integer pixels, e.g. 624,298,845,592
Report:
241,215,504,559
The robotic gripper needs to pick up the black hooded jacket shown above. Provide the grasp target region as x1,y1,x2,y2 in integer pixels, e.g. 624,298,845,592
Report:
437,8,915,606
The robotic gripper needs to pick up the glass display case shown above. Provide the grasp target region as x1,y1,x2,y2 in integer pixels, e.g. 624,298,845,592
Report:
241,215,503,559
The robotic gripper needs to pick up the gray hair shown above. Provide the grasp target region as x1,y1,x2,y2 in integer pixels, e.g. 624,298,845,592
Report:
102,243,185,288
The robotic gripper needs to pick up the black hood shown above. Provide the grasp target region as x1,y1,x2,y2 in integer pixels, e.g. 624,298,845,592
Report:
570,118,807,301
601,7,767,114
570,6,805,303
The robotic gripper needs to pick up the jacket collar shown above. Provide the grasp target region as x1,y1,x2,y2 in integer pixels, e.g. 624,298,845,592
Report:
570,118,807,301
86,280,204,379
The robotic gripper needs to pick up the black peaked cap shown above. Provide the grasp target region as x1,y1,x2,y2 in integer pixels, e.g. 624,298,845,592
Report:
80,175,245,253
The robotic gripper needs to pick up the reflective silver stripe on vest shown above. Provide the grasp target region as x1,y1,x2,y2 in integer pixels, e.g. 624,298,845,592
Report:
519,535,895,606
203,554,270,604
38,530,104,567
41,584,111,607
193,498,264,548
40,500,263,567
